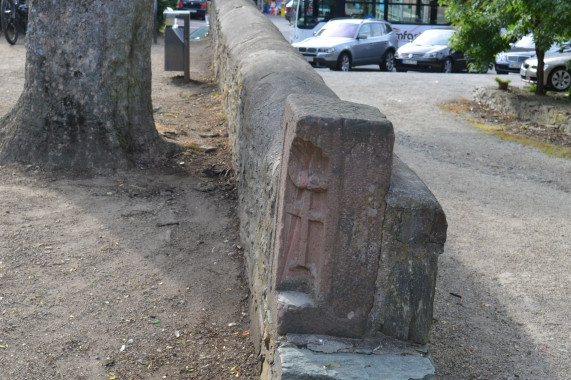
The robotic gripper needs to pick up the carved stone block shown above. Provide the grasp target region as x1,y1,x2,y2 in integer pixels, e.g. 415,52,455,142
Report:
272,94,395,337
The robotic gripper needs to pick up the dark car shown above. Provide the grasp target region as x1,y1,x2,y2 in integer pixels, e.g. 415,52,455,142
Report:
394,29,467,73
176,0,206,20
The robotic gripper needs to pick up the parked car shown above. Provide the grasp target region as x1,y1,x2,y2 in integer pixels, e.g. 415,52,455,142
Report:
394,29,467,73
176,0,206,20
520,52,571,92
495,34,571,74
292,18,398,71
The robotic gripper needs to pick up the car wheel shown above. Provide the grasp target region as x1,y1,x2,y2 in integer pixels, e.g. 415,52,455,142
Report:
443,58,453,73
336,53,351,72
547,67,571,92
380,50,395,71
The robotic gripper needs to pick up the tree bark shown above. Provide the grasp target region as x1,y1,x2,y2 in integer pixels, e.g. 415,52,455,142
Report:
0,0,182,169
535,48,546,95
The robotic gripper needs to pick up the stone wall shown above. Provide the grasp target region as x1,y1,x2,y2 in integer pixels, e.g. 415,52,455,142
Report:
474,87,571,134
209,0,338,359
209,0,447,376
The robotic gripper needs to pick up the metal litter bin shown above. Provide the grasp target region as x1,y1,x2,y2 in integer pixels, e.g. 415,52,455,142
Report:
163,9,191,81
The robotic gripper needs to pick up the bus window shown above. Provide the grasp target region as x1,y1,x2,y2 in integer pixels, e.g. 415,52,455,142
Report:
434,5,447,24
345,2,376,19
296,0,336,29
387,0,432,24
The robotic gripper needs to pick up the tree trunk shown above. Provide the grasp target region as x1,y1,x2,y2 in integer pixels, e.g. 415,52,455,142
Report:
0,0,182,169
535,48,546,95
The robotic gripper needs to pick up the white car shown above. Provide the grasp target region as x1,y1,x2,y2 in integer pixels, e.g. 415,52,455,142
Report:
520,52,571,92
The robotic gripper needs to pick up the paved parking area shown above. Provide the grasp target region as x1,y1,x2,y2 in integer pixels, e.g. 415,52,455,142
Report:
319,69,570,378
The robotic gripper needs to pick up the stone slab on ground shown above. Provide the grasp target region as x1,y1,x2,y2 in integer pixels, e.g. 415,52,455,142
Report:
276,346,434,380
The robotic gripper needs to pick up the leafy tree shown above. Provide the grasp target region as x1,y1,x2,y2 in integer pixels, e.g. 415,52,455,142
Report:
158,0,179,30
440,0,571,95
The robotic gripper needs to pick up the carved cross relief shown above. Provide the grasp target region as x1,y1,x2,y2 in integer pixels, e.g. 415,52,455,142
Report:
278,138,329,293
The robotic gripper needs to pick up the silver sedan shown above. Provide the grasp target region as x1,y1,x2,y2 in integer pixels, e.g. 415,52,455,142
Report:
520,52,571,92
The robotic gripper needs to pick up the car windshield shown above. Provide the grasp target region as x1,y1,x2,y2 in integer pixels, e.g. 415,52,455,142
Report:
514,35,535,49
315,22,359,38
412,30,454,46
511,34,569,52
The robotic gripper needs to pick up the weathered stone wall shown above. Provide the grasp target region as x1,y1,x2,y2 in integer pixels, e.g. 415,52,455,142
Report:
474,87,571,134
209,0,338,359
372,156,447,343
209,0,447,375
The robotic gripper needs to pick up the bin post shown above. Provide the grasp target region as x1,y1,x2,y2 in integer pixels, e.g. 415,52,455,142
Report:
163,9,191,81
183,12,190,82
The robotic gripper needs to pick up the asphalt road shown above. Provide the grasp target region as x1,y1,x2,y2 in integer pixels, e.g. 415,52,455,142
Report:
268,14,571,379
319,67,570,379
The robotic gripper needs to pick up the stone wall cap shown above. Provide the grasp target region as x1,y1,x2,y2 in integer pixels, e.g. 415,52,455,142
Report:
386,155,441,210
286,93,389,124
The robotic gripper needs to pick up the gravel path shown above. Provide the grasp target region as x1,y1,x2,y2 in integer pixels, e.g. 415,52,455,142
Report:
320,70,571,379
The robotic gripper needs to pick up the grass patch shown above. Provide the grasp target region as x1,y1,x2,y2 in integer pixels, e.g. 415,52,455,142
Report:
526,84,537,93
469,119,571,159
183,142,200,151
440,99,570,160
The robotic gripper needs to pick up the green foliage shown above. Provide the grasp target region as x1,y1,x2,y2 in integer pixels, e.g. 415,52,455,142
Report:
494,77,510,84
440,0,510,71
439,0,571,95
157,0,179,29
494,76,510,89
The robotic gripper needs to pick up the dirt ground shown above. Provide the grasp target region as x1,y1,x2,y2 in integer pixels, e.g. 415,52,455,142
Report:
0,38,260,379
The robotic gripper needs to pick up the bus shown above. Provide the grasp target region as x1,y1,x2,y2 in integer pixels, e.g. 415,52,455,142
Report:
289,0,449,47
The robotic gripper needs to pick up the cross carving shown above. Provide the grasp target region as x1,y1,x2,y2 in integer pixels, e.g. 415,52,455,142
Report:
280,140,328,286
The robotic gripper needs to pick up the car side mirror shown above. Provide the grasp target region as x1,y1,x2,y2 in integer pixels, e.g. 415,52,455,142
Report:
357,34,368,40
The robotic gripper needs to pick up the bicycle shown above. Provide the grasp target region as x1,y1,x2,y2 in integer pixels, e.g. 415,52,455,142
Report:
1,0,28,45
